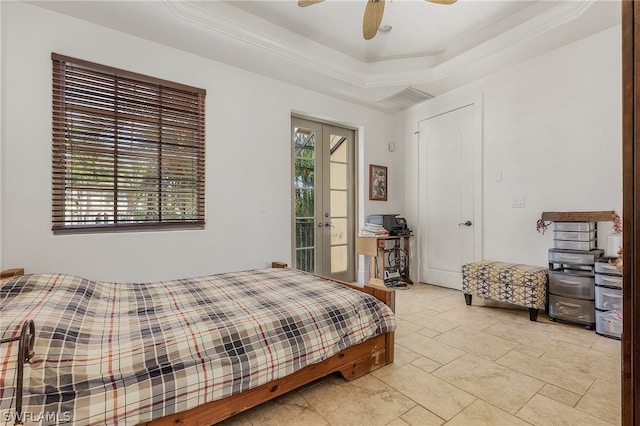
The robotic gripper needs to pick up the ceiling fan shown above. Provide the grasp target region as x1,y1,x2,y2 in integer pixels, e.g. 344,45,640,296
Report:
298,0,458,40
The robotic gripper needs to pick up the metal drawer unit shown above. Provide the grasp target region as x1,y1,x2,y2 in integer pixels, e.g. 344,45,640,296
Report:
548,245,604,328
594,258,623,339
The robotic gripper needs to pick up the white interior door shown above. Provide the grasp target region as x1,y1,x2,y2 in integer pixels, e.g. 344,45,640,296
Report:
418,104,480,289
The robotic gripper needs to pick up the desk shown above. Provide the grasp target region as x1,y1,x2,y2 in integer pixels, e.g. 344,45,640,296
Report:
357,235,413,285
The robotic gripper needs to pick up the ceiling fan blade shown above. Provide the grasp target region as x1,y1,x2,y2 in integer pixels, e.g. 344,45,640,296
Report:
363,0,385,40
425,0,457,4
298,0,325,7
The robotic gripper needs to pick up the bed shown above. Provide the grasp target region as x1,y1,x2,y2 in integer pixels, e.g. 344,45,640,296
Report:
0,266,396,425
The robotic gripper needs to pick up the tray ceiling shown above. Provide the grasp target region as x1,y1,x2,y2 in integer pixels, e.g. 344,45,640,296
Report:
30,0,621,112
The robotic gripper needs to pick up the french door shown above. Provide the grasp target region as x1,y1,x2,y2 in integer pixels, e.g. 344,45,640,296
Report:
292,116,356,281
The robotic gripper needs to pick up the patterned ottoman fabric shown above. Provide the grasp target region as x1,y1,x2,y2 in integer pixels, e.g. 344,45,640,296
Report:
462,261,548,321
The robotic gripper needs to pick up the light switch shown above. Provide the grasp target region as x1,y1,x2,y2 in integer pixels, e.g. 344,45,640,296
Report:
260,201,268,213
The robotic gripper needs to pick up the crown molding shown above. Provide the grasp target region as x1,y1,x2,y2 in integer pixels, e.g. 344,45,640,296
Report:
429,0,595,83
163,0,596,90
163,0,366,86
363,0,596,87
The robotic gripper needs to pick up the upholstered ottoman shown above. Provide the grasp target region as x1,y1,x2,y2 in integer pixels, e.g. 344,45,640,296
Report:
462,261,548,321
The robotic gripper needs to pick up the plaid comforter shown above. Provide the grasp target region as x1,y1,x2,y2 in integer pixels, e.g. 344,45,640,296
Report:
0,268,395,425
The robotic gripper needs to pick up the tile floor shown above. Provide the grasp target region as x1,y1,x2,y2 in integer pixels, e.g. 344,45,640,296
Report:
219,283,621,425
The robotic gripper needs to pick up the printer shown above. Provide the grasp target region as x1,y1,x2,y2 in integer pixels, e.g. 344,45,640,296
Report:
368,214,411,236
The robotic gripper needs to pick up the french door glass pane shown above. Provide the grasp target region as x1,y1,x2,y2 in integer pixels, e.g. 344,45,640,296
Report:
330,190,347,217
331,218,347,245
330,162,347,190
295,158,314,188
331,245,347,273
296,218,315,248
296,248,315,273
295,188,314,217
330,135,347,162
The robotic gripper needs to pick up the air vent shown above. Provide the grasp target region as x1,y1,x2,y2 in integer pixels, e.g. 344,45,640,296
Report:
377,87,434,110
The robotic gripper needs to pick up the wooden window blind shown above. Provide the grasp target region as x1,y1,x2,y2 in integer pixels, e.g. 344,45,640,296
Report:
51,53,206,232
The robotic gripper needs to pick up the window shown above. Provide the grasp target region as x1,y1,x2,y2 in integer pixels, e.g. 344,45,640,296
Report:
51,53,206,232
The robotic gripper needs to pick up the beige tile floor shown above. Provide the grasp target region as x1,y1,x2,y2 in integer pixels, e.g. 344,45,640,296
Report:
219,283,621,425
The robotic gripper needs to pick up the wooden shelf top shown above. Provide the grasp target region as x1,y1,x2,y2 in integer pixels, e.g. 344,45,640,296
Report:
541,211,616,222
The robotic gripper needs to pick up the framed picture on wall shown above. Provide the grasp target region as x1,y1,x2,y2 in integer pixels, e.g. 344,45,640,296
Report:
369,164,388,201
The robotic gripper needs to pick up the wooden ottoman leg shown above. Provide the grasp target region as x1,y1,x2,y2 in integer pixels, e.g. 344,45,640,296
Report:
464,294,472,306
528,308,539,322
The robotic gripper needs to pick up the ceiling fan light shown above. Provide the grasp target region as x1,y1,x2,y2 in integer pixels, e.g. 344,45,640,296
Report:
378,24,392,33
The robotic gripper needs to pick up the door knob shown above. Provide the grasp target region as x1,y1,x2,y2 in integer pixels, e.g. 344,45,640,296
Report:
324,222,335,228
458,220,472,227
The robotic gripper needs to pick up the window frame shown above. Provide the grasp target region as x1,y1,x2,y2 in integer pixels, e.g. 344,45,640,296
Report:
51,53,206,233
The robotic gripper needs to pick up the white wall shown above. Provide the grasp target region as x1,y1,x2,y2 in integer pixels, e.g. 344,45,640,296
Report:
4,3,620,284
0,2,401,282
400,25,622,275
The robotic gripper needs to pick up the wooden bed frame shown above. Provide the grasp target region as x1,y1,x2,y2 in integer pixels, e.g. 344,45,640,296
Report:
1,264,395,426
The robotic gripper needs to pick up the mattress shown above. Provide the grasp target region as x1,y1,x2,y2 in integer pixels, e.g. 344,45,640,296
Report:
0,268,396,425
